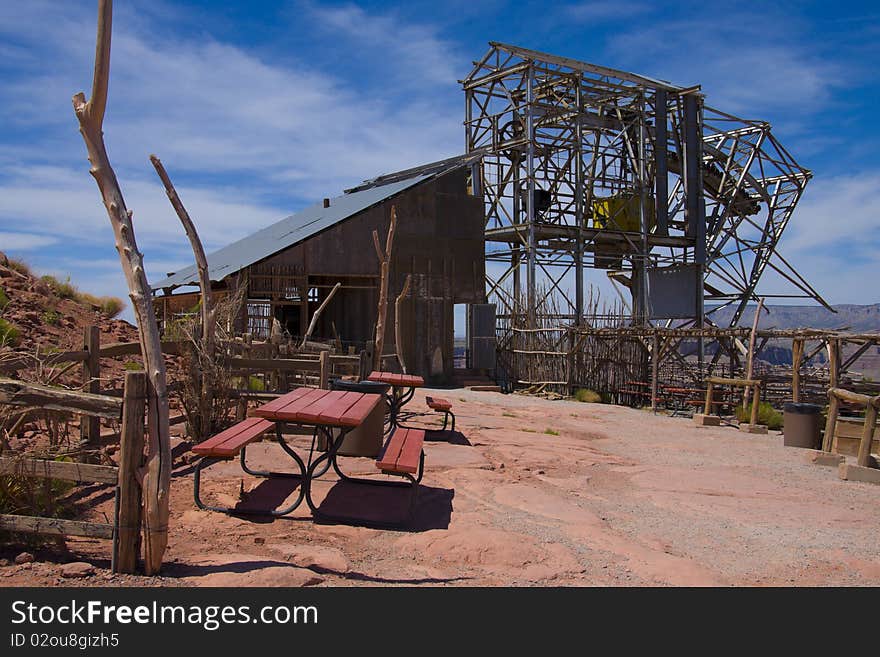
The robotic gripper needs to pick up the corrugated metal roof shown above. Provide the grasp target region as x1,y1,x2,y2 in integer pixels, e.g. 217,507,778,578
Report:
151,170,440,291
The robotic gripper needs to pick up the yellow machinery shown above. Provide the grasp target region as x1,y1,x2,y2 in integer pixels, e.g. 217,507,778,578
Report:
591,194,655,232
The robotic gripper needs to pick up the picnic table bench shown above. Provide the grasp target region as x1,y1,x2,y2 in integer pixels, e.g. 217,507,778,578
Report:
190,386,426,527
425,396,455,431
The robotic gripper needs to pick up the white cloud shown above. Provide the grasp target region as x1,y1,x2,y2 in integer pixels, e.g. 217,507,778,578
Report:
302,1,462,87
784,172,880,253
604,15,845,117
0,232,57,251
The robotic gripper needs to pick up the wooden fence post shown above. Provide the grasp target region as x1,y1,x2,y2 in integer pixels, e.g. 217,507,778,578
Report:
828,338,840,390
750,383,761,425
359,349,370,381
791,338,804,402
857,399,879,468
704,381,714,416
822,392,840,452
80,325,101,446
319,350,330,389
116,371,145,574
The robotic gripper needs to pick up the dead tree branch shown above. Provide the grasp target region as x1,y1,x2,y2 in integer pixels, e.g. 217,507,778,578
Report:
150,154,216,439
300,282,341,350
373,206,397,370
72,0,170,575
395,274,412,373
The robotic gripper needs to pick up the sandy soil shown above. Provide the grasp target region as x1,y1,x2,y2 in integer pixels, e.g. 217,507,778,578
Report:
3,388,879,587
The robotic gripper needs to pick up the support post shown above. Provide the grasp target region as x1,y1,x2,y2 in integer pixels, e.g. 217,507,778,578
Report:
704,381,714,416
822,393,840,452
791,338,804,402
80,325,101,447
750,384,760,426
116,371,145,574
319,350,330,390
857,400,879,468
828,338,840,390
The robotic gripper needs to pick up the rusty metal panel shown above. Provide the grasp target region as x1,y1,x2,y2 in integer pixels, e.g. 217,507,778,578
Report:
646,264,699,319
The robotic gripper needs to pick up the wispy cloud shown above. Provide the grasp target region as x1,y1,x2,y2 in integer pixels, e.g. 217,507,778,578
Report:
603,14,846,117
301,1,462,87
0,232,58,251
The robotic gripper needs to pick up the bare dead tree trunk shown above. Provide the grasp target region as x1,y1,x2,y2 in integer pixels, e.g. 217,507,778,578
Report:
395,274,412,373
300,282,341,350
72,0,170,575
150,154,215,439
373,206,397,370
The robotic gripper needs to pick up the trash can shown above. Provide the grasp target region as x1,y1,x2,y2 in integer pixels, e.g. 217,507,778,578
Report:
783,402,822,449
321,379,390,457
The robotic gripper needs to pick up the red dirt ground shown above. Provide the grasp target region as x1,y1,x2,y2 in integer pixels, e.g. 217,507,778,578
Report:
2,388,879,587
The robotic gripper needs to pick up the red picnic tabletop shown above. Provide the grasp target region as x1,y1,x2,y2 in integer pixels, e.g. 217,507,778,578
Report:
367,371,425,387
253,387,382,428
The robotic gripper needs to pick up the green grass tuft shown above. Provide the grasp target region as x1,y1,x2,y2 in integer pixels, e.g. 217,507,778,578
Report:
544,428,559,436
0,318,21,347
41,309,61,326
573,388,602,403
735,401,784,430
0,286,8,311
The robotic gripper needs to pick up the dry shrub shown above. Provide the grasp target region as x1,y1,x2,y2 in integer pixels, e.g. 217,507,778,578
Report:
168,282,246,442
0,453,77,547
7,258,31,276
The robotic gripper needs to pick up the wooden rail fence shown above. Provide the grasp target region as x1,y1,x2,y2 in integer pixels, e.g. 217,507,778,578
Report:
0,372,144,573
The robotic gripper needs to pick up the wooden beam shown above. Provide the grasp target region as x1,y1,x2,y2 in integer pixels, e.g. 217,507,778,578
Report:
225,357,321,372
0,514,114,539
0,351,89,375
0,378,122,418
0,457,117,484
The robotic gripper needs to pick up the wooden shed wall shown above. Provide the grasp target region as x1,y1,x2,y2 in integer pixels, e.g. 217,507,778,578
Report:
249,168,484,381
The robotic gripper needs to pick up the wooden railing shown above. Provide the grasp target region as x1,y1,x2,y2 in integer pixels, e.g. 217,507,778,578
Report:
822,388,880,468
0,372,144,573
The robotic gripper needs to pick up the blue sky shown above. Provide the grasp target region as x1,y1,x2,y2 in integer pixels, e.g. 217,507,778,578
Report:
1,0,878,324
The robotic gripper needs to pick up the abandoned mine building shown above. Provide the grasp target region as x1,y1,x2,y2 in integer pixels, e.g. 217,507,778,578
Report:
151,154,489,384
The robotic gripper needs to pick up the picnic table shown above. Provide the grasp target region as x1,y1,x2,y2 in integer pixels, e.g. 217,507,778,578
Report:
192,386,426,526
192,387,381,517
367,371,425,429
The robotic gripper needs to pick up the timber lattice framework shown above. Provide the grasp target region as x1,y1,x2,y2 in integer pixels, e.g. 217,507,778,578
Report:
462,43,830,345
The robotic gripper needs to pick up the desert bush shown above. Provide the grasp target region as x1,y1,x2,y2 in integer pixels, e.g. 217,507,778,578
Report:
0,318,21,347
169,282,246,442
98,296,125,318
41,309,61,325
79,292,125,318
0,454,76,546
735,401,784,430
544,428,559,435
41,275,78,300
7,258,31,276
247,375,265,392
574,388,602,403
123,360,143,371
0,286,8,311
